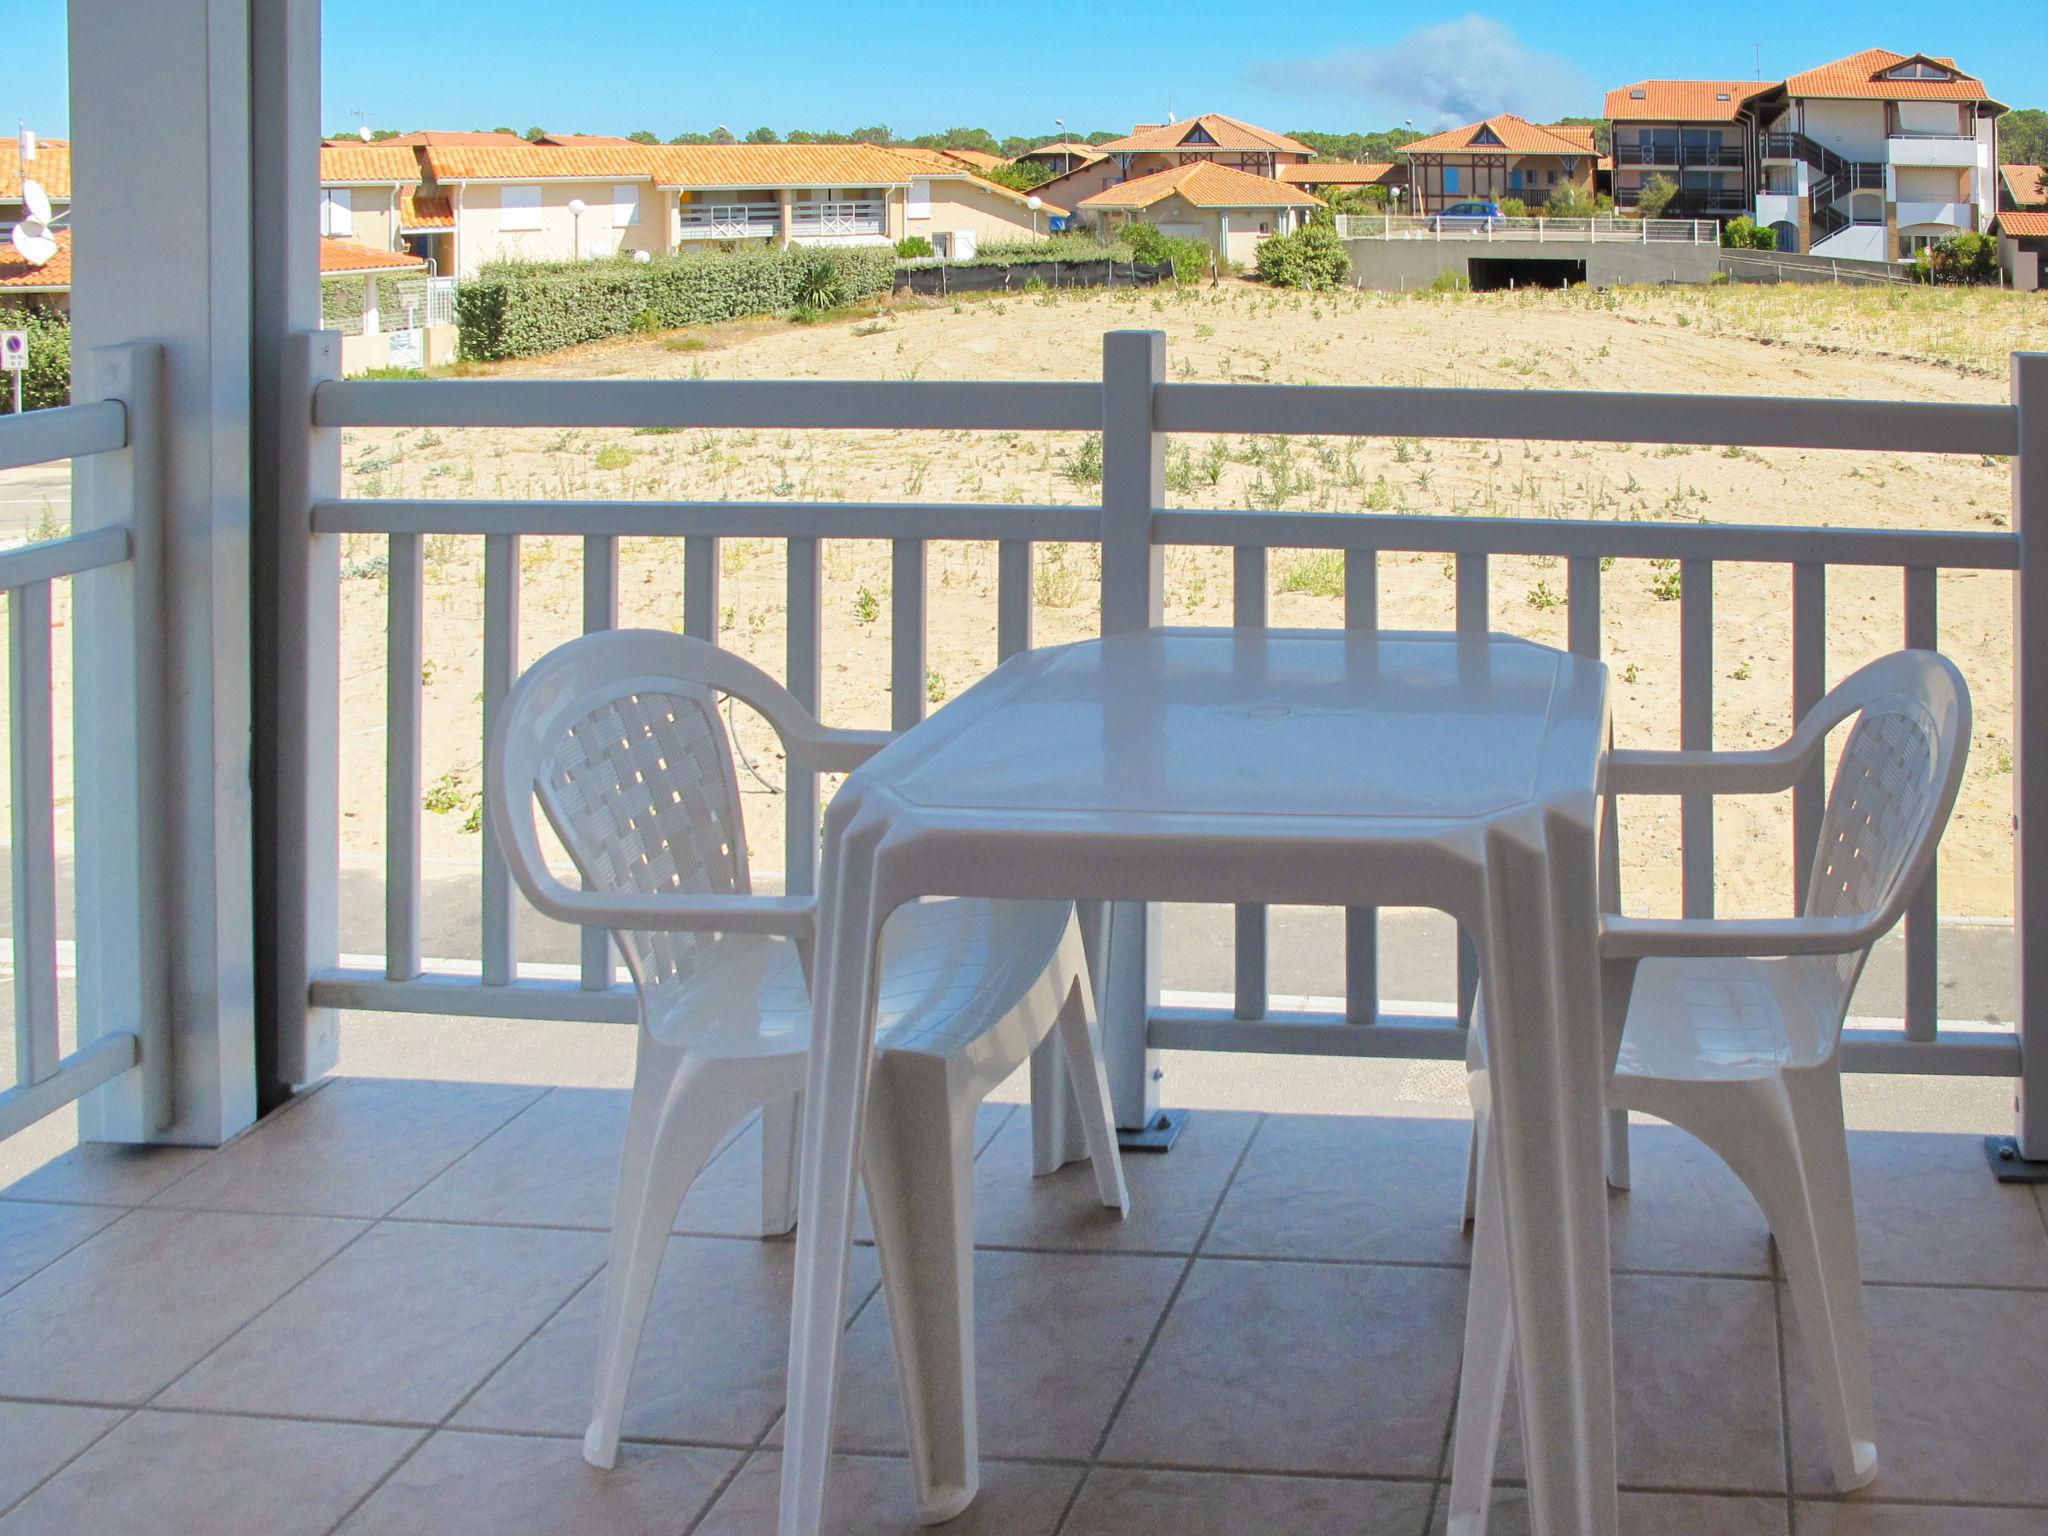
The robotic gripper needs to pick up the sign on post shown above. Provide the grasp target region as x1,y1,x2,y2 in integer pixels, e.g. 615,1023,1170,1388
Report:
385,328,424,372
1,329,27,414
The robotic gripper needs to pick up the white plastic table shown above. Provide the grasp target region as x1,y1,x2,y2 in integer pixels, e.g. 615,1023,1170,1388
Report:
778,627,1617,1536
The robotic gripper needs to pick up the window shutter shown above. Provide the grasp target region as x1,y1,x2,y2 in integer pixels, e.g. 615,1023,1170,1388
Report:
612,185,638,227
499,185,543,232
908,179,932,218
321,189,354,238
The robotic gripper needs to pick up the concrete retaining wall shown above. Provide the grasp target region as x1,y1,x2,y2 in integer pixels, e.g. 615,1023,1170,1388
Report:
1344,238,1721,291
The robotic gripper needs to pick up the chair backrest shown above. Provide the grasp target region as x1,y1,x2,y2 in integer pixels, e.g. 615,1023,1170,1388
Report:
1798,649,1972,1021
492,630,752,1013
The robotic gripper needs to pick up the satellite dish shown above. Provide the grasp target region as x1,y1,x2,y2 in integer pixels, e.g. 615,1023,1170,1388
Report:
21,179,52,225
359,125,373,141
11,220,57,266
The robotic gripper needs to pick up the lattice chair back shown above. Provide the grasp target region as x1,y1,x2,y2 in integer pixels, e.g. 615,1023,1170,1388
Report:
1797,651,1971,1023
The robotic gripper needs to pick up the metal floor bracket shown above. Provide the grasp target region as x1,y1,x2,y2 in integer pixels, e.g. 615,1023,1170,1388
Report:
1118,1109,1189,1153
1984,1136,2048,1183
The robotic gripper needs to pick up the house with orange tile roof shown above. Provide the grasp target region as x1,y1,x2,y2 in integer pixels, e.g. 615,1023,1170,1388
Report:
1277,161,1406,201
1,134,71,239
318,144,421,256
1604,81,1767,217
1993,210,2048,292
0,227,73,314
1010,141,1108,181
1031,114,1314,213
412,143,669,275
1075,161,1322,264
1397,116,1598,214
1999,165,2047,212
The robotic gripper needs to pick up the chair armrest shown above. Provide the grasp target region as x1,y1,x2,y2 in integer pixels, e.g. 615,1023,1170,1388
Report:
1606,743,1819,797
521,870,818,939
1600,912,1875,960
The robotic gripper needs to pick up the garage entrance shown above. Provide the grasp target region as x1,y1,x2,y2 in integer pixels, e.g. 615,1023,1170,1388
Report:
1467,257,1587,291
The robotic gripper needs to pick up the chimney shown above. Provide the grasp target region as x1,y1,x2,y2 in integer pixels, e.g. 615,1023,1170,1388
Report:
19,128,35,163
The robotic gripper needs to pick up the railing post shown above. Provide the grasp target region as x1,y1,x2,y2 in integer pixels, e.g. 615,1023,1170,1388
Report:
1097,330,1166,1133
2013,353,2048,1156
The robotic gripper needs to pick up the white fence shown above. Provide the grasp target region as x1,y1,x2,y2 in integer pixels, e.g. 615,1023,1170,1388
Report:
679,204,781,240
1338,214,1721,244
791,200,885,238
0,348,169,1148
287,332,2048,1148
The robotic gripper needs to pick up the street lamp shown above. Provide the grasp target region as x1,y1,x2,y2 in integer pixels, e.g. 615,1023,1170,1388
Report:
1027,193,1042,238
567,197,586,259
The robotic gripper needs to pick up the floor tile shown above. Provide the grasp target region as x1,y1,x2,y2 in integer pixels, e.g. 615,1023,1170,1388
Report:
1068,1465,1435,1536
1609,1122,1774,1277
456,1236,879,1447
395,1087,629,1229
1431,1488,1789,1535
1786,1282,2048,1505
0,1209,361,1403
825,1248,1183,1461
1203,1114,1474,1265
150,1077,544,1220
1103,1257,1466,1478
0,1409,413,1536
159,1220,604,1423
336,1429,736,1536
0,1401,123,1513
0,1202,122,1295
1493,1273,1783,1493
694,1451,1077,1536
0,1143,212,1207
1844,1131,2048,1288
972,1107,1257,1255
1792,1501,2048,1534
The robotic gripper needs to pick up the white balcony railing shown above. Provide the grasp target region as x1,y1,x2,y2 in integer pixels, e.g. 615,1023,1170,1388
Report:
1888,136,1981,169
1337,214,1720,244
678,203,781,240
286,332,2048,1140
1894,201,1973,230
789,199,885,238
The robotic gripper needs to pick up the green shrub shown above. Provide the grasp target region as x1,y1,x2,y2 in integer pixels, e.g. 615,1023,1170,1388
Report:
1633,174,1678,219
1496,197,1529,219
0,308,70,413
456,246,895,360
1121,223,1212,283
1426,269,1471,293
1254,220,1351,289
895,235,935,259
1912,231,1999,285
1719,216,1778,251
1543,183,1600,219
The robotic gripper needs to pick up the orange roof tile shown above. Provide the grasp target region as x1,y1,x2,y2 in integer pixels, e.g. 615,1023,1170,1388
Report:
1278,162,1399,186
2000,165,2047,208
400,191,455,229
1545,124,1600,154
1603,81,1769,122
539,134,639,147
1400,115,1594,157
878,148,1068,212
350,131,530,147
318,238,429,275
319,144,421,185
1783,49,1996,104
420,144,655,182
0,227,71,290
938,147,1005,169
646,142,911,189
1016,141,1108,165
0,137,72,202
1098,114,1314,157
1076,160,1324,212
1996,211,2048,238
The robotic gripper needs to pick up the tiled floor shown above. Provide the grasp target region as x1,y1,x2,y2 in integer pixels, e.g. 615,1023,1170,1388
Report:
4,1070,2048,1535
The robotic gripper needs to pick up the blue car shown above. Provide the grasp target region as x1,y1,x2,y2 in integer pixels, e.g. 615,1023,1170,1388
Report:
1427,200,1506,231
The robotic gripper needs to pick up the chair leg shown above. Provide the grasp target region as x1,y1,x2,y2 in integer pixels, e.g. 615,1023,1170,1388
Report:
1461,1103,1487,1230
586,1037,754,1470
759,1093,803,1238
862,1055,984,1525
1446,1117,1515,1536
1606,1105,1631,1192
1028,1032,1088,1177
1053,971,1130,1215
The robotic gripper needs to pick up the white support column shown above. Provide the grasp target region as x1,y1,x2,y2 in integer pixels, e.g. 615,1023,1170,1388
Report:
2013,352,2048,1157
1097,330,1165,1132
67,0,260,1142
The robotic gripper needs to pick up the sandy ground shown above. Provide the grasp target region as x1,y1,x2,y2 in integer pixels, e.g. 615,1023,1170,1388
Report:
315,279,2042,926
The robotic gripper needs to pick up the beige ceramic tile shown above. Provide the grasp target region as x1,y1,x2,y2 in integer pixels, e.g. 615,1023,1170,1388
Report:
1103,1257,1466,1477
336,1429,737,1536
0,1201,122,1295
456,1236,879,1447
1792,1500,2048,1534
825,1247,1183,1461
0,1209,361,1403
1608,1122,1774,1277
971,1107,1257,1255
1431,1488,1789,1535
1843,1130,2048,1288
0,1401,123,1514
150,1077,544,1219
0,1142,212,1207
694,1451,1078,1536
0,1410,413,1536
1067,1465,1435,1536
1203,1114,1474,1265
395,1087,631,1229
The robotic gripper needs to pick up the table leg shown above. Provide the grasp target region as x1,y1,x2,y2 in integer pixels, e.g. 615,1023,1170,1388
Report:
1475,812,1616,1536
779,802,894,1536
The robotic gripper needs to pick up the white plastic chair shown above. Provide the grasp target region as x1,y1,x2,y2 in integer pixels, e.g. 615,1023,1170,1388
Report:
1448,650,1970,1536
487,629,1128,1520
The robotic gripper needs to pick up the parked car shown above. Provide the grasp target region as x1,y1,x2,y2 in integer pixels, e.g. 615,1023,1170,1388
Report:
1427,201,1505,230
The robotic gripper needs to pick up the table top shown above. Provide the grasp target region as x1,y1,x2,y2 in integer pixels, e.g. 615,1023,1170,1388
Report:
860,629,1608,842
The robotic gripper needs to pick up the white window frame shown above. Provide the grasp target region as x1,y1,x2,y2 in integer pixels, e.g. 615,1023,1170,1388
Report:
612,184,639,227
499,184,543,232
319,188,353,238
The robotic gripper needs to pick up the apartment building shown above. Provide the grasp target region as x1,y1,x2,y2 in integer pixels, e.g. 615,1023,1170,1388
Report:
1075,161,1322,262
1396,116,1598,213
1604,80,1766,215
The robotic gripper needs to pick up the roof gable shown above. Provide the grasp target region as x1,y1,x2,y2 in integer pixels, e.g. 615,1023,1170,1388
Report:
1400,115,1590,157
1075,160,1324,211
1097,114,1314,157
1782,48,1996,104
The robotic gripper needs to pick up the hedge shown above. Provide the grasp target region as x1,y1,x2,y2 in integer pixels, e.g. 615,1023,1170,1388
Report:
0,308,70,414
896,234,1136,271
321,274,422,331
457,246,894,360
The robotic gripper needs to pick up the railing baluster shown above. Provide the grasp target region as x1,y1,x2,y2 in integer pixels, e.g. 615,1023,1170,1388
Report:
1344,548,1379,1024
891,538,927,732
1455,553,1488,1025
1568,556,1622,910
997,539,1032,662
1680,559,1716,917
580,535,618,990
1904,565,1939,1042
785,536,823,897
1792,564,1827,910
385,532,423,981
480,533,520,988
683,533,719,642
10,583,59,1089
1233,544,1268,1022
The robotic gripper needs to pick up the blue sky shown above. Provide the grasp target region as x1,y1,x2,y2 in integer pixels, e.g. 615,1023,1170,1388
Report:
13,1,2044,142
